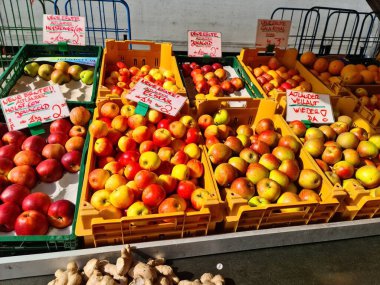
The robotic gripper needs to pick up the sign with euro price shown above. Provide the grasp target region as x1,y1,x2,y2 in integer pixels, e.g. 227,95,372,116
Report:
126,79,187,117
188,30,222,58
43,14,86,45
0,85,70,131
286,90,334,124
256,19,291,49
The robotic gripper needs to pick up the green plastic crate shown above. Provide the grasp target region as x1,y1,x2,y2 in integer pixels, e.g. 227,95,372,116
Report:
175,55,264,106
0,44,102,107
0,109,92,257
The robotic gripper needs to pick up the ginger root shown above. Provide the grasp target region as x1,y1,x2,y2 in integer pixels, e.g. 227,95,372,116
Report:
48,261,82,285
128,261,157,285
178,273,224,285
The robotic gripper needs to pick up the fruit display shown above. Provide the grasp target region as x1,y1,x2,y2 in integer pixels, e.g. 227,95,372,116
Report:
299,51,380,106
97,40,186,104
288,116,380,219
0,106,91,236
47,244,224,285
78,99,222,246
24,61,94,85
180,60,246,101
196,98,340,231
102,61,182,97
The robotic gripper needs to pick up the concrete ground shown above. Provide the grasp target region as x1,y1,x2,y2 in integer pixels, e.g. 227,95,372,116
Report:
2,235,380,285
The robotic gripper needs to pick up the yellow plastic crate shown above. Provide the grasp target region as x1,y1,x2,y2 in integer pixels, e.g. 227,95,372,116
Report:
279,95,380,220
96,40,188,111
75,101,224,248
196,97,343,232
237,48,336,102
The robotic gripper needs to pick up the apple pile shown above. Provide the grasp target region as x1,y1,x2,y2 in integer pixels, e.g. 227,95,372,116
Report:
104,62,181,97
181,62,244,99
248,57,312,96
289,117,380,194
24,61,94,85
0,106,91,235
352,87,380,111
300,51,380,86
87,102,211,221
199,109,324,209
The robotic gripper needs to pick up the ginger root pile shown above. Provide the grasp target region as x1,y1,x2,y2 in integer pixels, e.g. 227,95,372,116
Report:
47,245,224,285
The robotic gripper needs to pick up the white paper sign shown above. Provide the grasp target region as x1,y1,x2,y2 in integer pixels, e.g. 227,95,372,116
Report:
43,14,85,45
127,79,187,117
0,85,70,131
286,90,334,124
188,30,222,57
256,19,291,48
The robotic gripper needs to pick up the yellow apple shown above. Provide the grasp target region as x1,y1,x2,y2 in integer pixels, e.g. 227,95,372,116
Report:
171,164,190,180
139,151,161,171
90,189,112,210
104,174,127,191
109,185,135,209
183,143,201,159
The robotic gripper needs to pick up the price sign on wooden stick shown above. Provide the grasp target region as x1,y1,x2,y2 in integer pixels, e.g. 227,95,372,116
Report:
256,19,291,48
286,90,334,124
43,14,85,45
188,30,222,57
0,85,70,131
127,79,187,117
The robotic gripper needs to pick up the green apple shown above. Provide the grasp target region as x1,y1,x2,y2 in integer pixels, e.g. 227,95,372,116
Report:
80,70,94,85
213,109,230,125
355,165,380,189
38,64,54,81
248,195,270,207
24,62,40,77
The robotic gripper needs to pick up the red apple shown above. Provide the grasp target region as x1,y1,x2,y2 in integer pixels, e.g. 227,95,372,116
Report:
157,174,178,194
142,183,166,207
36,159,64,183
0,144,20,160
0,202,21,232
8,165,37,189
185,128,200,144
21,135,46,154
42,144,66,160
186,159,204,178
158,197,186,214
255,118,274,135
47,199,75,229
50,118,72,134
157,119,171,130
1,183,30,205
94,137,114,157
258,130,279,148
177,180,197,200
116,150,140,166
230,77,244,91
220,80,235,94
2,130,27,147
256,178,281,202
61,151,82,173
190,188,210,210
0,157,14,176
230,177,255,200
14,210,49,235
22,192,52,214
47,132,69,146
13,150,42,166
152,128,172,147
123,161,141,180
288,120,307,137
134,170,158,190
69,125,87,138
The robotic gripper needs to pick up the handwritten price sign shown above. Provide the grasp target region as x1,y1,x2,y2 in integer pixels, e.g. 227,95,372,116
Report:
127,79,187,117
256,19,291,48
286,90,334,124
0,85,70,131
43,14,85,45
188,30,222,57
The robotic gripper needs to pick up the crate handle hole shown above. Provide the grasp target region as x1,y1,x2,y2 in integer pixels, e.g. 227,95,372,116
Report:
131,44,152,51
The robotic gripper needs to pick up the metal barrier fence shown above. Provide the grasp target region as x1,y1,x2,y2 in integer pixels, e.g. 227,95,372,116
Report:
271,6,380,57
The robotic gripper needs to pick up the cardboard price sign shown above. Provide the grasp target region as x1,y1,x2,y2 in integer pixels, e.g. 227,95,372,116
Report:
188,30,222,57
286,90,334,124
127,79,187,117
256,19,291,48
0,85,70,131
43,14,85,45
